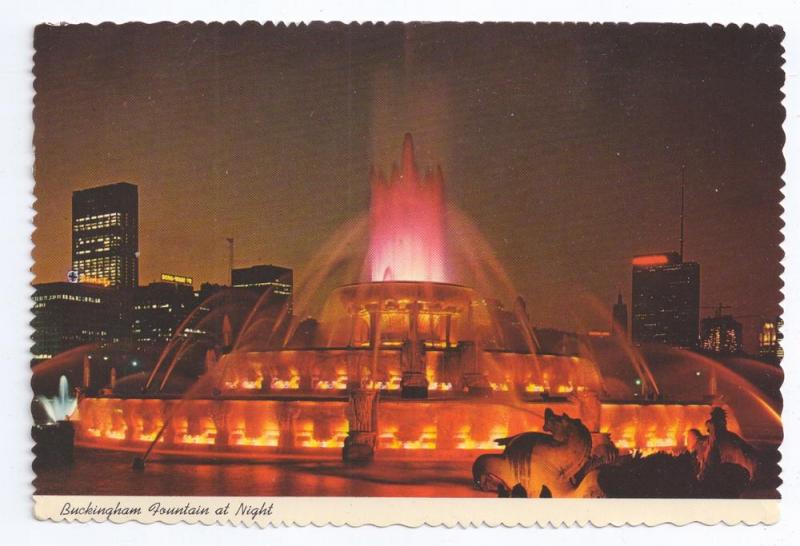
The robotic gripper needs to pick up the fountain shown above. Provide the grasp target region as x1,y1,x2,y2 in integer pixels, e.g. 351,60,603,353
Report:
33,375,77,424
32,374,77,465
65,134,773,464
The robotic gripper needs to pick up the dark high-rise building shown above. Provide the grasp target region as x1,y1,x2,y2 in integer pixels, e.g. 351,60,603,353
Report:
72,182,138,289
483,298,529,352
232,264,293,307
31,282,122,363
132,281,197,345
631,252,700,349
758,318,783,364
700,312,743,354
612,292,628,338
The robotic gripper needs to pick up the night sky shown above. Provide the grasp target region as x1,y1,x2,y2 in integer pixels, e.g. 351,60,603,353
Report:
32,23,785,352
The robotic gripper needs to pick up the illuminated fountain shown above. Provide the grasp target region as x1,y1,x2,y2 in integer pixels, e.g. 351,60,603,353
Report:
63,134,774,464
34,375,77,425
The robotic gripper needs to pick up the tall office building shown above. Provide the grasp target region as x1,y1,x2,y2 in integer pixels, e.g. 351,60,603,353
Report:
31,282,121,363
132,280,197,345
631,252,700,348
611,292,628,338
700,312,743,354
72,182,138,289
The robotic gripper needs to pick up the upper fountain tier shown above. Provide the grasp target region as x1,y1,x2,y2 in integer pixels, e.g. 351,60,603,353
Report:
367,134,448,283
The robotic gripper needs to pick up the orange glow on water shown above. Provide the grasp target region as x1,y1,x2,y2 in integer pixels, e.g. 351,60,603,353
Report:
271,376,300,390
525,383,545,393
379,426,438,450
74,395,748,459
296,420,349,448
138,432,164,443
180,433,216,445
314,375,349,390
455,425,508,450
233,434,279,447
105,430,126,440
365,375,402,391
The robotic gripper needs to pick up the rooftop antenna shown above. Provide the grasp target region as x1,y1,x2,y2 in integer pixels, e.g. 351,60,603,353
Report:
226,237,234,286
680,165,685,261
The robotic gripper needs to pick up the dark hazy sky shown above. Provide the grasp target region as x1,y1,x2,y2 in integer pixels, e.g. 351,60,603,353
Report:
32,22,784,351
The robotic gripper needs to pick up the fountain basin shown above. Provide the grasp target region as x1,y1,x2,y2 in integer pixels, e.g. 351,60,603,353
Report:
74,394,729,459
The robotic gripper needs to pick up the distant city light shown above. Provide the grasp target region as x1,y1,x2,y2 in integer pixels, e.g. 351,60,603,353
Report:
161,273,193,286
79,274,111,287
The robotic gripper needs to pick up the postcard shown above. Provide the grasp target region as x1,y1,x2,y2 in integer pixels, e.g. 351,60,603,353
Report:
30,21,784,526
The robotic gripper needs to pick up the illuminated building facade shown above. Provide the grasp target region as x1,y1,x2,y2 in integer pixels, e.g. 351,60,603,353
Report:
758,318,783,364
612,292,628,338
700,313,743,354
72,182,139,289
31,282,121,363
232,264,293,309
631,252,700,348
131,281,197,345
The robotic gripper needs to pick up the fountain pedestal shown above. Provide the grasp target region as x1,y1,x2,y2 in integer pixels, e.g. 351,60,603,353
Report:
462,372,492,397
32,420,75,466
401,338,429,399
460,342,491,396
343,389,378,464
278,406,300,453
400,371,429,399
212,401,230,451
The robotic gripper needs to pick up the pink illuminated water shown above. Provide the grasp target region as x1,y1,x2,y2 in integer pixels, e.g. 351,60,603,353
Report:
367,134,448,282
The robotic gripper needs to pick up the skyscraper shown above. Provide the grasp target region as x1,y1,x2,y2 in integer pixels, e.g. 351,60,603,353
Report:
631,252,700,348
612,292,628,338
31,282,121,363
700,311,743,354
72,182,139,289
132,281,197,345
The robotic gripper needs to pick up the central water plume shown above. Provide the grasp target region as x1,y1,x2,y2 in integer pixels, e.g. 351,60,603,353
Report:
367,133,447,283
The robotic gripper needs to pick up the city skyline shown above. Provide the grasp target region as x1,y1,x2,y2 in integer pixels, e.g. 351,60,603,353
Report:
32,23,784,351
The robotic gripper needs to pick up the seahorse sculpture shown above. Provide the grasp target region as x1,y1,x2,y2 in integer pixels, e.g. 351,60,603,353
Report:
472,408,600,497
